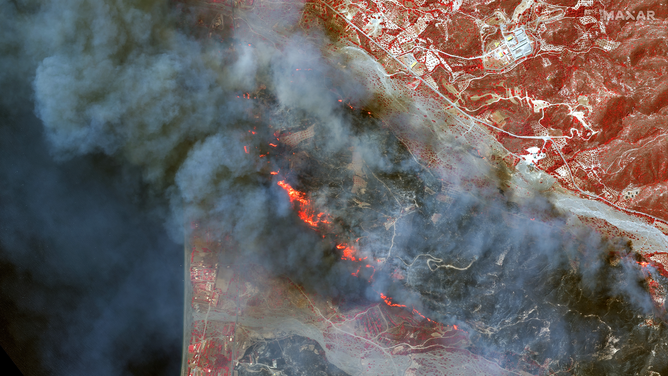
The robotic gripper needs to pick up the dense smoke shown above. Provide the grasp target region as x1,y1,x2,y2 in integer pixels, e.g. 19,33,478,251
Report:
1,3,186,375
0,0,371,373
1,0,666,374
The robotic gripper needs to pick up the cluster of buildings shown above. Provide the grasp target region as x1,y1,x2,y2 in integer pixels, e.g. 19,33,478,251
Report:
190,249,223,312
500,25,533,61
187,245,236,376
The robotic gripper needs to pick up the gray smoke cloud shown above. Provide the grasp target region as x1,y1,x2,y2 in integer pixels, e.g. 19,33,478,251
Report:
18,0,377,302
1,0,666,374
31,0,254,177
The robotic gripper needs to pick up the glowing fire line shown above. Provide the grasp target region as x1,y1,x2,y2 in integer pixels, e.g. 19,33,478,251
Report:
276,179,436,322
337,243,365,261
379,292,406,307
277,180,330,228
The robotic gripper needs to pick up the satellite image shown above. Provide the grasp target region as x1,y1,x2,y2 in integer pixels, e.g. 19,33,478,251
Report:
1,0,667,375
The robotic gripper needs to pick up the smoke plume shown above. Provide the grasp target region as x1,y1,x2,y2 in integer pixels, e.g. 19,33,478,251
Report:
1,0,667,374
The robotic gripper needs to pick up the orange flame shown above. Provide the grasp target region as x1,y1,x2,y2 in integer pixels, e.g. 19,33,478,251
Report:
277,181,436,324
299,211,330,228
277,180,308,206
337,244,360,261
366,264,376,282
379,293,406,308
411,308,432,322
277,180,329,228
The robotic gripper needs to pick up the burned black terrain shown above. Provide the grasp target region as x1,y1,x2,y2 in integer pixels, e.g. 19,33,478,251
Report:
237,335,349,376
274,106,668,375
